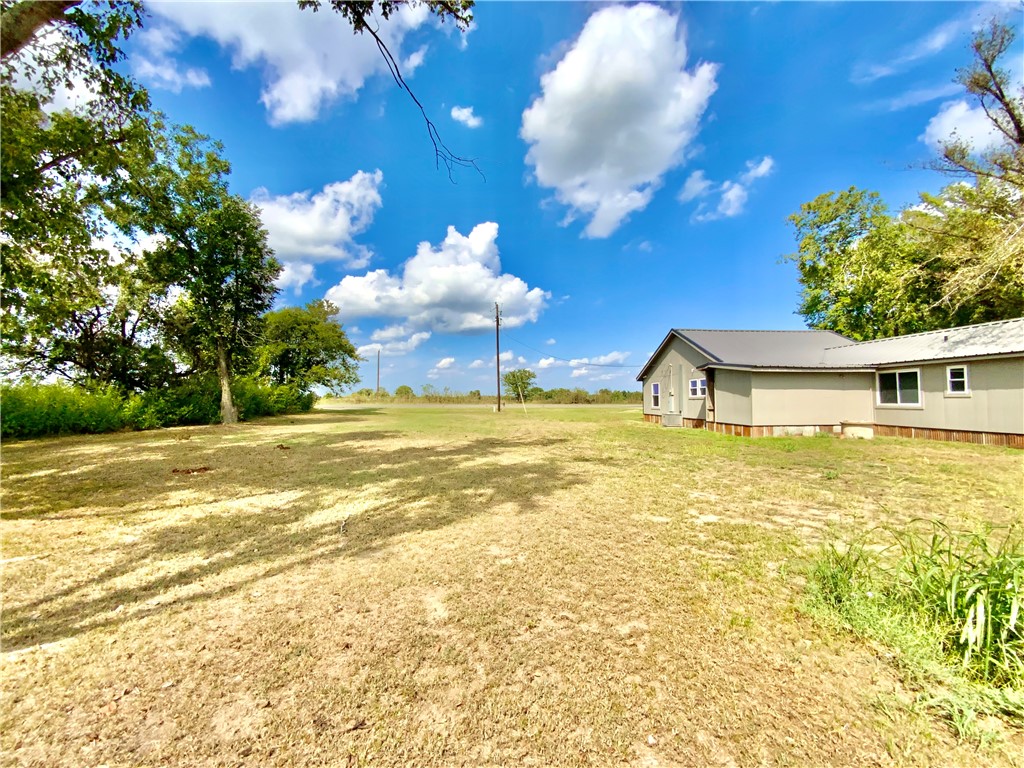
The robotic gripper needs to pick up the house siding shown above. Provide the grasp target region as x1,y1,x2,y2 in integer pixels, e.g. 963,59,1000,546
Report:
751,371,874,427
873,357,1024,435
641,337,712,419
712,370,753,426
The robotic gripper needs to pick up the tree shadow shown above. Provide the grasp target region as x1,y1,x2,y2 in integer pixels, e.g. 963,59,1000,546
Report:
1,430,578,650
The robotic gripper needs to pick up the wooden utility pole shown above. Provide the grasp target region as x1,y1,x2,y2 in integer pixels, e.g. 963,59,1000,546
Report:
495,302,501,413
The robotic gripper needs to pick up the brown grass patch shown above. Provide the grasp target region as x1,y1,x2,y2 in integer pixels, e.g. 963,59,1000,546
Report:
2,405,1022,766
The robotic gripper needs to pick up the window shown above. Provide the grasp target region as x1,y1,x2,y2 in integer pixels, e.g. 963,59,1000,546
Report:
877,369,920,406
688,378,707,397
651,382,660,408
946,365,970,395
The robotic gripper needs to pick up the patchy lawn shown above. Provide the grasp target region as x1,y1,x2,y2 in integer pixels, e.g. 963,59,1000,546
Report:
2,405,1022,767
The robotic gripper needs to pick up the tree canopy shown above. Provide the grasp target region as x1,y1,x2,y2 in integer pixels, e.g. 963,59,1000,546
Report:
786,20,1023,340
502,369,537,402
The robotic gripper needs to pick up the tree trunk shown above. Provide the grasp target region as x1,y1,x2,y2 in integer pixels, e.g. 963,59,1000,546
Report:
1,1,80,60
216,342,238,425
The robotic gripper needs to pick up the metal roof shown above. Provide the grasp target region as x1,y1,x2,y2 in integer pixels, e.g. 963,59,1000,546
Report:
636,318,1024,380
821,317,1024,367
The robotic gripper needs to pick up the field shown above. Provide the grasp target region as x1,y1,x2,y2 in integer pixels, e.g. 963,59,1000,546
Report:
2,405,1022,767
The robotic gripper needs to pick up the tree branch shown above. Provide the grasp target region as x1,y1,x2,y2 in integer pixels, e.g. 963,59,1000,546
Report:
1,0,81,60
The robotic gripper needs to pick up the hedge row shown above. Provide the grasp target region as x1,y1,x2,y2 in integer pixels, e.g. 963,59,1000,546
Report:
1,377,315,438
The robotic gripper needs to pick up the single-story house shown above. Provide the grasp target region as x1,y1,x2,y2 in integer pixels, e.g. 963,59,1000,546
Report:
636,317,1024,448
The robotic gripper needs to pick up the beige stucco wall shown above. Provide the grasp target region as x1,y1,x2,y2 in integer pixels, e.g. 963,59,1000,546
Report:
712,370,753,425
641,337,711,419
751,371,874,426
873,357,1024,435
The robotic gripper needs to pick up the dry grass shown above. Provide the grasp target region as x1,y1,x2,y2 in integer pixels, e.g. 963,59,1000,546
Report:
2,405,1022,767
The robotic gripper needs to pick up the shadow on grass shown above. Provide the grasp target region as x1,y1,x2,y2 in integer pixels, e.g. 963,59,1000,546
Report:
1,426,578,650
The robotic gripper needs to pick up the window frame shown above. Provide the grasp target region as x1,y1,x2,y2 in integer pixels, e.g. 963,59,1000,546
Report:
876,368,923,408
688,377,707,398
945,365,971,397
651,381,660,409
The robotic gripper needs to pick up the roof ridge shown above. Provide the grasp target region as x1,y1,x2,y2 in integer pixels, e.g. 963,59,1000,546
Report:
672,328,841,334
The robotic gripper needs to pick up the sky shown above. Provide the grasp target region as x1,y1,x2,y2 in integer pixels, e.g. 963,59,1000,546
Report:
112,0,1020,394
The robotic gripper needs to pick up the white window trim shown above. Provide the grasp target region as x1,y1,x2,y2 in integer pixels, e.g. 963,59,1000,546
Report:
876,367,923,409
651,382,661,409
688,377,707,399
945,364,971,397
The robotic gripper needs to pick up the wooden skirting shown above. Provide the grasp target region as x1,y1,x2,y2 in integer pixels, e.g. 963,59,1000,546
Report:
874,424,1024,449
643,413,661,425
683,418,705,429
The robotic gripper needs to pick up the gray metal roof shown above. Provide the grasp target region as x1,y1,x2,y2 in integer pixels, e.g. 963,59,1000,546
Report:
821,317,1024,367
676,328,855,368
637,318,1024,380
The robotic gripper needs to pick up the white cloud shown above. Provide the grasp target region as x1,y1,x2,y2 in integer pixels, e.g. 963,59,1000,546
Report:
678,170,712,203
435,356,455,369
538,357,558,369
851,2,1015,84
545,338,556,345
403,45,428,75
875,83,963,111
276,262,316,295
133,25,211,93
688,156,774,222
357,331,431,357
740,156,774,184
468,359,486,369
325,222,549,334
521,3,718,238
147,1,432,124
451,105,482,128
252,170,383,291
921,100,1003,152
538,351,629,370
571,368,590,378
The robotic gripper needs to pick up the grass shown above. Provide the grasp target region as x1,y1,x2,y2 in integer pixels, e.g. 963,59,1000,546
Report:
2,404,1022,766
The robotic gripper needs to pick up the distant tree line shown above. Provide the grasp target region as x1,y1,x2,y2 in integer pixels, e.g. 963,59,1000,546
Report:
341,378,642,406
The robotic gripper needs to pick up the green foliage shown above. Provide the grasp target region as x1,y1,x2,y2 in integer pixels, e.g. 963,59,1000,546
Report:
502,369,536,402
787,21,1023,338
811,522,1023,689
256,300,360,394
0,382,124,437
394,384,415,399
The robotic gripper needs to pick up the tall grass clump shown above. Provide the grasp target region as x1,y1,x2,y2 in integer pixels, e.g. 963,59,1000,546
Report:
812,522,1022,690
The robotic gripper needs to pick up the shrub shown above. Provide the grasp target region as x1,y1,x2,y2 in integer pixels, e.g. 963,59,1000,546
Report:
1,383,125,438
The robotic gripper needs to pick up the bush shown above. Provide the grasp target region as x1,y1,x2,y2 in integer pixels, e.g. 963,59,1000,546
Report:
3,377,316,438
1,383,125,438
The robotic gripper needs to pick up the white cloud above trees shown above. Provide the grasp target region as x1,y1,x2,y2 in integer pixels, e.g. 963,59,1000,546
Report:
521,3,718,238
252,171,384,292
144,2,432,124
921,99,1004,152
325,222,549,354
682,156,775,222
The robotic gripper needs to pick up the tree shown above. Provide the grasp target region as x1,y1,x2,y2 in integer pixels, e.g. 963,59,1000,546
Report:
502,369,536,402
115,126,281,423
394,384,415,399
256,300,360,394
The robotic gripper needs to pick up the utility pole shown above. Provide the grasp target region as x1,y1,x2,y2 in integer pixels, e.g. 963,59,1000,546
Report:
495,302,501,413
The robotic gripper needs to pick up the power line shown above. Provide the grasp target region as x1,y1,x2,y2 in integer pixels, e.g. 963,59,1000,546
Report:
501,333,637,369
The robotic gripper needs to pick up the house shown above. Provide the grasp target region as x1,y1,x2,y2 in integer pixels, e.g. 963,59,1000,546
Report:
636,318,1024,448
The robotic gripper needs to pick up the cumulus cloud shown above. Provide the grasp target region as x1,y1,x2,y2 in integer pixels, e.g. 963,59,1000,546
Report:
357,331,431,357
685,155,775,222
276,262,317,295
435,357,456,369
468,359,486,369
538,351,629,370
521,3,718,238
921,100,1004,152
451,105,482,128
133,25,211,93
325,222,549,337
252,170,383,291
146,1,432,124
546,338,556,345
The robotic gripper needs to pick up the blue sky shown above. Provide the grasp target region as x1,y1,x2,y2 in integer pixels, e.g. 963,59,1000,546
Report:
119,1,1019,393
